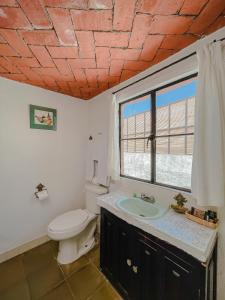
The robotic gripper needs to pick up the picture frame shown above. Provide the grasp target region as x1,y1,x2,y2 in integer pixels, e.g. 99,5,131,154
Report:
29,105,57,130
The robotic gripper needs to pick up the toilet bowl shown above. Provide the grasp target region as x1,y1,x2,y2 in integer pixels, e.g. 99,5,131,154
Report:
48,183,107,265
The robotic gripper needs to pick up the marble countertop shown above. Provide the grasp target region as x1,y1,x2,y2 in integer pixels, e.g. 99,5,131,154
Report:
97,192,217,263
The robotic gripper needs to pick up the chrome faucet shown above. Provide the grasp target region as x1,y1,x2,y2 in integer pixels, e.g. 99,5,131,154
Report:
140,193,155,203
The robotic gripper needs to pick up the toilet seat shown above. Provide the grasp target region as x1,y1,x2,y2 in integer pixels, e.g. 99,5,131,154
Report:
48,209,95,240
49,209,88,232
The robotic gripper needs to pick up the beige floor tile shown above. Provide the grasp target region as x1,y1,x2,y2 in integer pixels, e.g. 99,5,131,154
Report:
27,260,64,299
0,255,25,292
88,282,122,300
86,245,99,261
48,240,58,257
91,255,100,270
87,245,100,269
67,264,104,300
60,255,89,278
22,242,56,276
0,280,30,300
40,282,73,300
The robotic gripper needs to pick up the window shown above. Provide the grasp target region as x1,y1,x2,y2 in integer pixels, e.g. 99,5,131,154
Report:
119,75,197,191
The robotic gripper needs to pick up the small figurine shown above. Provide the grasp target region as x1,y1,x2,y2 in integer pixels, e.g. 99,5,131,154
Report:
171,193,188,214
174,193,187,207
36,183,45,192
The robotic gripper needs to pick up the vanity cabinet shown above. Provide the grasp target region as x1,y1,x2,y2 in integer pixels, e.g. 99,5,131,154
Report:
100,208,217,300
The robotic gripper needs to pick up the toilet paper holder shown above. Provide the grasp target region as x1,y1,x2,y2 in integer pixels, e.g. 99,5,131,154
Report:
35,183,47,199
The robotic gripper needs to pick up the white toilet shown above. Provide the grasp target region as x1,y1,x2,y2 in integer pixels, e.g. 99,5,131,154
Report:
48,183,107,265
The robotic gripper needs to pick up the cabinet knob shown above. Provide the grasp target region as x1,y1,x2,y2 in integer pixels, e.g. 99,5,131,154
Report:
172,270,180,278
132,266,138,274
126,259,132,267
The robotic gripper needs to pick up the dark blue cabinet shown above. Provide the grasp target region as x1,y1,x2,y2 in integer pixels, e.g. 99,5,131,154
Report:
100,208,217,300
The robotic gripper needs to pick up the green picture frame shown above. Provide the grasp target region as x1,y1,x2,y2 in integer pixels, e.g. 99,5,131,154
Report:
30,105,57,130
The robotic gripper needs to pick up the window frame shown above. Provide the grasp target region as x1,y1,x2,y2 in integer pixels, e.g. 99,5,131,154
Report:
119,73,197,193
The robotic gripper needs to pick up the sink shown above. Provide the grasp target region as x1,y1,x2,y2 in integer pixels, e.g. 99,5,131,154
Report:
116,197,167,219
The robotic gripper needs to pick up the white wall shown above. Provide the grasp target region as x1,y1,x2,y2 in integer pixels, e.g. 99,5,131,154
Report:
0,78,89,255
87,27,225,300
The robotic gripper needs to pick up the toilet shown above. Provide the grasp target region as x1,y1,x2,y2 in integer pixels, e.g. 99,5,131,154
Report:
48,183,107,265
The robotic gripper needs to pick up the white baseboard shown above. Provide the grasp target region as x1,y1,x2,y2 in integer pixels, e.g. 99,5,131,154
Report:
0,235,50,263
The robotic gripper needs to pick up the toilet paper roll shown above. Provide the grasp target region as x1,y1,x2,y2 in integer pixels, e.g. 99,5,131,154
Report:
36,190,48,201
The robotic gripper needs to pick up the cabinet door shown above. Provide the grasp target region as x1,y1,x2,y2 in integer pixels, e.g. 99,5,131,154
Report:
161,254,198,300
118,232,161,300
100,211,118,280
117,224,136,299
136,238,161,300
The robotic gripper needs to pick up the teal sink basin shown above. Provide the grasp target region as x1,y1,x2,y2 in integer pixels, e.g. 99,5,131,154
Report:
116,197,167,219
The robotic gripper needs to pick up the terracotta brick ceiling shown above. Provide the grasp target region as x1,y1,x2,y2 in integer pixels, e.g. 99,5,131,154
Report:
0,0,225,100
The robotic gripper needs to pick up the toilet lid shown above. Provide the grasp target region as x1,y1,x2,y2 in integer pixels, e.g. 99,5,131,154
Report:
49,209,88,232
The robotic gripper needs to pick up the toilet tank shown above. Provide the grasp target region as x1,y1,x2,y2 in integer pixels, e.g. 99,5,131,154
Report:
85,183,108,214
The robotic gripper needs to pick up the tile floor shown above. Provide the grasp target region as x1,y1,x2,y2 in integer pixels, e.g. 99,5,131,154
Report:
0,241,122,300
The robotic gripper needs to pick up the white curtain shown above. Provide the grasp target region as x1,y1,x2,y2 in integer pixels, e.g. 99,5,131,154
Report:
192,41,225,207
107,94,120,181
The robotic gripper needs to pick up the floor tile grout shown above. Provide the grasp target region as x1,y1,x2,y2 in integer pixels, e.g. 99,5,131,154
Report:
64,278,77,300
0,241,122,300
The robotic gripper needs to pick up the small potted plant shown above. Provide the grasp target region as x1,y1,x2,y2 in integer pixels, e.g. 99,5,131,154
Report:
171,193,188,214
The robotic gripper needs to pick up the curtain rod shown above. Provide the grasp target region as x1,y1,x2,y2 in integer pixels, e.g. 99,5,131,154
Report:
112,37,225,95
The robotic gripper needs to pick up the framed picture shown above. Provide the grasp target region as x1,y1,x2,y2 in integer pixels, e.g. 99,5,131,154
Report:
30,105,57,130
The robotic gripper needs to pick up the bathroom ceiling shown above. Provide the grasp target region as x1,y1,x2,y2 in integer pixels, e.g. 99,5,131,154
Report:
0,1,225,100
